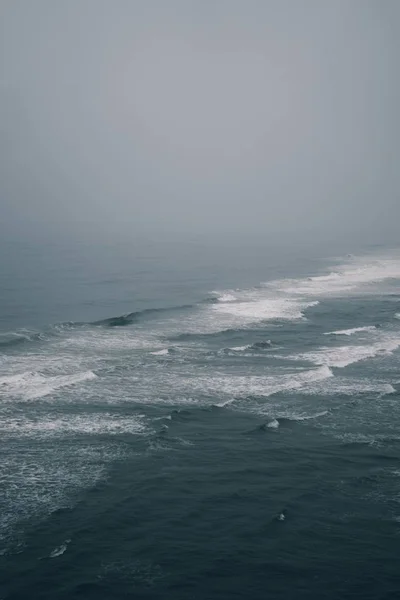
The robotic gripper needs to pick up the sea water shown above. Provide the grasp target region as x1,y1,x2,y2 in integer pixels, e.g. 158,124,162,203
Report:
1,236,400,599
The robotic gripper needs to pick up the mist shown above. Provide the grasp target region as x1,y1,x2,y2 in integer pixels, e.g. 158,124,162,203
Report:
1,0,399,245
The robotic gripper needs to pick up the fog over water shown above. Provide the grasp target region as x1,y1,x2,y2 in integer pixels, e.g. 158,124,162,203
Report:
1,0,399,244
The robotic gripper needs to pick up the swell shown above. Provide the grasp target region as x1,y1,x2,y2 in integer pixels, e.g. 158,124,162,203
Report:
10,303,197,334
227,340,273,352
91,303,194,327
170,326,276,342
91,294,245,328
0,331,46,349
256,410,330,430
0,304,196,352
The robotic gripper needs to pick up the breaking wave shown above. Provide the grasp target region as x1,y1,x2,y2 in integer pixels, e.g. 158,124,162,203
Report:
267,254,400,297
186,365,333,398
0,413,148,438
211,298,319,324
324,326,376,336
279,337,400,369
0,330,46,349
91,304,193,327
228,340,273,352
49,539,71,558
150,348,170,356
0,370,97,401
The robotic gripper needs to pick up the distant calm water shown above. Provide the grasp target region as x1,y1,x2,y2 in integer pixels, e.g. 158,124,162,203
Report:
1,237,400,599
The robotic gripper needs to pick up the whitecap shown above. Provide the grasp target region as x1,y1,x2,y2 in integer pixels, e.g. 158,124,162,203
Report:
49,539,70,558
214,398,236,408
185,365,333,398
212,297,318,323
303,378,395,397
0,413,149,438
290,410,329,421
228,345,251,352
324,326,376,336
0,370,97,401
268,254,400,298
279,336,400,369
217,293,237,303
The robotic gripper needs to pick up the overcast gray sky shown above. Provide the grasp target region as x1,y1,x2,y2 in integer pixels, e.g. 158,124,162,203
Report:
1,0,399,243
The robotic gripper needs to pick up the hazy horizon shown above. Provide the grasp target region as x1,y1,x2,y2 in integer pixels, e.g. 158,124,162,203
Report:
1,0,399,246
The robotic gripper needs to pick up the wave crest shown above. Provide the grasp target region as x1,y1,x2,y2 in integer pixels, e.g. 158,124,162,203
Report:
0,370,97,400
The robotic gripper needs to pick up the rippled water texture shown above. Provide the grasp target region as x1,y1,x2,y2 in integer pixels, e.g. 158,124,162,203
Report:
1,240,400,599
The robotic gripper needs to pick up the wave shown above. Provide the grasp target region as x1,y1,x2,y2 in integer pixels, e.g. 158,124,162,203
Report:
213,398,236,408
0,330,46,349
49,539,71,558
3,253,399,349
210,291,237,303
303,378,396,397
279,337,400,368
0,440,134,553
267,255,400,297
0,370,97,400
91,303,194,327
228,340,273,352
188,365,333,398
286,410,330,421
158,297,317,339
324,326,376,336
228,345,250,352
169,254,399,337
1,412,148,438
212,298,319,323
92,309,159,327
257,411,330,431
171,327,257,342
163,253,400,336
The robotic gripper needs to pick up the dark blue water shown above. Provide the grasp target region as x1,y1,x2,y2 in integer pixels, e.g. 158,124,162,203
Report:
1,237,400,599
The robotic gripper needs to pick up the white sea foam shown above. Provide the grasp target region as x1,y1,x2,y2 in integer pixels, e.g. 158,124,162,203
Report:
0,413,148,438
261,254,400,302
229,345,251,352
324,326,376,336
304,378,395,397
290,410,330,421
212,297,319,323
395,313,400,320
0,352,84,378
49,539,70,558
267,418,280,429
278,256,400,296
0,441,134,552
227,341,273,352
96,363,335,407
160,253,400,336
0,370,97,400
187,365,333,398
281,337,400,369
160,295,318,336
58,329,160,352
214,398,236,408
216,292,237,303
150,349,169,356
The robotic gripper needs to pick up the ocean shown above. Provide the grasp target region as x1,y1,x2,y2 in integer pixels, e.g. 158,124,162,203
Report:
1,236,400,599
